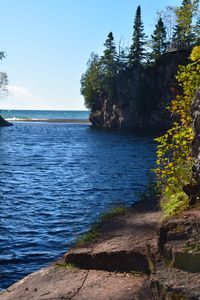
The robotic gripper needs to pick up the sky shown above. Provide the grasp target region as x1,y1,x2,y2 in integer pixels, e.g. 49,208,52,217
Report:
0,0,182,111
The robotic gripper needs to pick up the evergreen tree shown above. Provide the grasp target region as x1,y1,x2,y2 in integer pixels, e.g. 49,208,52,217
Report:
173,0,194,48
151,17,167,61
116,39,129,72
129,6,146,66
81,33,118,108
157,6,177,47
99,32,118,100
194,15,200,45
101,32,117,77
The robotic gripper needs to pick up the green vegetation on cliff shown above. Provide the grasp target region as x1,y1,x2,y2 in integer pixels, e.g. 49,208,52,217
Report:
155,46,200,217
81,0,199,112
150,17,167,62
128,5,147,66
81,0,200,214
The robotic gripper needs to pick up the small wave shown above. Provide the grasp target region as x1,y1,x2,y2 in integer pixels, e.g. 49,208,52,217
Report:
6,117,48,121
5,118,89,123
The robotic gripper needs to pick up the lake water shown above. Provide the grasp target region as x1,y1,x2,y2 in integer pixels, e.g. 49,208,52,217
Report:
0,114,156,290
0,109,89,121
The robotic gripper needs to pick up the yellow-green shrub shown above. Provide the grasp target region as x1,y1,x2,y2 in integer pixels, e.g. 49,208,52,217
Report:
155,46,200,216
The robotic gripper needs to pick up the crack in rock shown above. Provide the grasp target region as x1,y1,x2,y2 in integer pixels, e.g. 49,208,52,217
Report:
69,270,89,300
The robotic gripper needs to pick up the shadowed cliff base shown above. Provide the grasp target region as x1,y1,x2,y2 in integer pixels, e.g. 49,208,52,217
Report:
86,50,191,131
0,116,12,126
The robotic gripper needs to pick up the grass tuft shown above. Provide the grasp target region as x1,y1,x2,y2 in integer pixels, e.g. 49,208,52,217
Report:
77,229,99,245
77,206,128,245
100,206,128,221
55,262,76,269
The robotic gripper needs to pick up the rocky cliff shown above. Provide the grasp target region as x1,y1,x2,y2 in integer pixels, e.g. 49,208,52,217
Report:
89,50,190,130
192,88,200,189
0,115,12,126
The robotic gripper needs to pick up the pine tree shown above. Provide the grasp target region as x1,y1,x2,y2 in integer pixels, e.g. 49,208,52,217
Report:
194,15,200,45
173,0,194,49
129,6,146,66
101,32,117,77
97,32,118,100
151,17,167,61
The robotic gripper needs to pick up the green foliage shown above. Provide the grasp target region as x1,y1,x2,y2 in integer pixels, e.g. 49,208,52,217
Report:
55,262,75,269
77,229,99,245
77,206,128,245
156,6,177,46
100,32,118,100
101,32,117,77
150,17,167,61
174,225,185,233
100,206,128,221
160,191,189,218
80,33,118,108
80,53,102,109
129,271,145,277
155,46,200,216
129,5,147,66
173,0,199,48
81,2,200,111
193,16,200,45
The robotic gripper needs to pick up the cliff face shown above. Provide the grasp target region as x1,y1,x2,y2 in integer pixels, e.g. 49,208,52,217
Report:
89,50,190,130
192,88,200,189
0,115,12,127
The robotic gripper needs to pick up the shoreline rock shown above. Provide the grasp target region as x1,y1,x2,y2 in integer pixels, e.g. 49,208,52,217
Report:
1,195,199,299
89,50,190,130
0,116,12,127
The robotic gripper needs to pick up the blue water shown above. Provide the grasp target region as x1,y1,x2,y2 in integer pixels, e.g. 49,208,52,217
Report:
0,109,89,121
0,121,156,290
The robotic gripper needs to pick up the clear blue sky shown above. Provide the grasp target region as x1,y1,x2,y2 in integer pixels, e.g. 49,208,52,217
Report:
0,0,181,110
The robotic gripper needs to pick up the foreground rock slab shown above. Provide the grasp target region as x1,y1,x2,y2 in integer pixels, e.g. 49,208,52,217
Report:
151,262,200,300
158,209,200,273
0,265,151,300
65,211,161,273
153,209,200,299
2,204,200,299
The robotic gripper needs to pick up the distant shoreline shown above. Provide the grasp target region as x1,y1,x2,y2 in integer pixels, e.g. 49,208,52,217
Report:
6,118,90,124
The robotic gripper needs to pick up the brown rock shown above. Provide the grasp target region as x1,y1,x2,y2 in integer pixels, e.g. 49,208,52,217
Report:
151,262,200,300
0,265,151,300
65,211,161,273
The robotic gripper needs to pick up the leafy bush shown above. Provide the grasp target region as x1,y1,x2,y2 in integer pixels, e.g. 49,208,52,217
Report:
155,46,200,216
160,191,189,218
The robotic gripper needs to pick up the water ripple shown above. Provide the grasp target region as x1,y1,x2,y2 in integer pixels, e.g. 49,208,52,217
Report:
0,123,156,290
